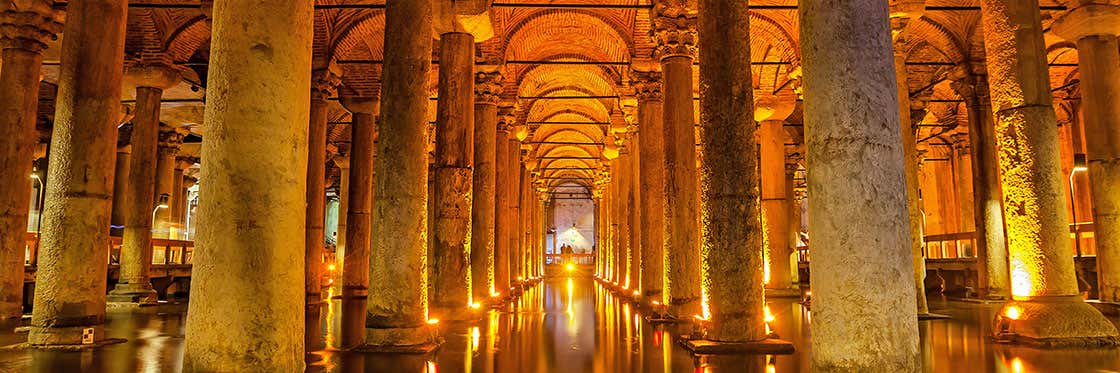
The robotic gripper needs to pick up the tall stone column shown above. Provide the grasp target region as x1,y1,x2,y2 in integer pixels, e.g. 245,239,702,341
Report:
893,49,930,315
760,120,793,293
472,71,502,303
518,165,530,282
979,0,1118,344
109,65,180,304
617,147,633,289
339,97,377,349
494,108,515,297
154,126,186,239
334,155,350,273
510,156,522,285
629,133,642,294
303,67,339,351
110,146,131,232
696,0,765,342
1053,5,1120,303
786,164,802,281
652,8,702,318
0,2,60,319
634,72,665,299
30,0,126,346
431,32,475,318
799,0,920,369
365,0,437,349
171,162,185,236
609,158,622,285
951,68,1010,299
181,0,313,369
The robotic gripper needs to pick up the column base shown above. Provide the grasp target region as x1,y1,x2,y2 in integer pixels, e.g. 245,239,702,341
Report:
358,324,442,353
679,337,796,355
23,324,125,349
107,283,158,304
995,297,1120,347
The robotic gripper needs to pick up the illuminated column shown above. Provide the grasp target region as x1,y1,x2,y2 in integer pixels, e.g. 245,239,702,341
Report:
760,119,793,293
339,96,377,349
519,164,531,282
29,0,126,346
786,163,802,278
979,0,1118,344
799,0,920,369
628,131,642,294
653,8,702,317
171,159,187,236
0,1,60,319
950,68,1010,299
153,127,186,239
634,71,665,299
507,138,522,290
109,65,180,304
365,0,437,349
696,0,766,341
951,134,976,234
1053,5,1120,303
304,67,340,350
334,154,350,274
893,47,930,315
494,108,515,297
110,146,131,232
618,146,633,289
182,0,312,369
430,31,475,319
472,71,502,303
610,157,623,285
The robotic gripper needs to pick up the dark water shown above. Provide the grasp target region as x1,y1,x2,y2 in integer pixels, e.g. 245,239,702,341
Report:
2,275,1119,372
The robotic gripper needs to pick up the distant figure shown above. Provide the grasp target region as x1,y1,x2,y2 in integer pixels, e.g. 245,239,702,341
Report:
560,244,573,264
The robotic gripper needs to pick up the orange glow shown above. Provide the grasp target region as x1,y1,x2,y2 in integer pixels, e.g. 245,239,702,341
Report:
1010,258,1032,299
1005,305,1022,320
632,290,640,297
764,305,775,323
426,361,438,373
491,291,501,298
427,318,440,325
327,263,336,272
470,302,481,310
566,263,575,272
1011,357,1023,373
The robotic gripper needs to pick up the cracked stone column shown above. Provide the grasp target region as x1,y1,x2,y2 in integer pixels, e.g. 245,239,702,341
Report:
697,0,765,341
494,107,515,297
304,67,340,351
181,0,313,369
29,0,127,347
0,1,60,320
431,31,475,319
340,96,377,349
978,0,1118,345
951,69,1010,299
472,71,502,304
653,8,702,318
365,0,437,349
799,0,920,369
109,64,180,304
634,71,665,300
1053,4,1120,303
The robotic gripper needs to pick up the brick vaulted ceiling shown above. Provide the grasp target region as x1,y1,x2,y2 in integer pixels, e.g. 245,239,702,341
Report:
30,0,1088,191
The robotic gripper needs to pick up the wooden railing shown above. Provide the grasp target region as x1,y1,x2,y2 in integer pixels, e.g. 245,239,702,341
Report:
26,233,193,268
545,253,595,265
923,232,977,259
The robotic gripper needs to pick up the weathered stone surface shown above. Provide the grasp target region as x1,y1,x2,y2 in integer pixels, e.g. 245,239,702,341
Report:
339,97,376,349
471,71,502,304
181,0,313,370
634,71,665,300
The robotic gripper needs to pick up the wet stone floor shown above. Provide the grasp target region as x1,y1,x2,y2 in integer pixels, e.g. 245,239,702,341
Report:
1,274,1120,372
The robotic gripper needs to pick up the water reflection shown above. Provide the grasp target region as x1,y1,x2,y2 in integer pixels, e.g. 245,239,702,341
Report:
2,277,1120,372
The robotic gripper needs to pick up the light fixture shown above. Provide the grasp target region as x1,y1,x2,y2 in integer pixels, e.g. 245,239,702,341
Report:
152,193,171,229
1070,153,1088,258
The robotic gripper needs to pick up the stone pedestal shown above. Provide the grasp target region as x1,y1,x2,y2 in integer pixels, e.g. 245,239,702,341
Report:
365,0,439,351
653,11,702,319
430,32,475,320
799,0,921,369
0,3,60,320
980,0,1118,345
340,97,377,349
634,71,665,300
181,0,313,370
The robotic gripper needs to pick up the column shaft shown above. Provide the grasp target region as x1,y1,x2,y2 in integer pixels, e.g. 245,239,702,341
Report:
629,139,642,293
182,0,312,369
494,130,511,295
635,76,665,298
471,92,499,303
660,54,701,317
342,109,375,349
111,86,163,303
366,0,436,347
153,136,178,238
110,147,130,231
761,120,792,291
959,74,1010,298
799,0,920,369
894,53,930,314
303,88,330,352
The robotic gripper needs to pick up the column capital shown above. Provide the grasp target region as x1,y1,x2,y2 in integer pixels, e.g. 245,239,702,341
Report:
176,156,200,170
498,103,519,133
158,125,190,153
949,70,991,105
124,64,182,91
1052,4,1120,42
0,3,62,53
650,11,697,61
312,64,343,100
631,70,663,103
474,70,504,105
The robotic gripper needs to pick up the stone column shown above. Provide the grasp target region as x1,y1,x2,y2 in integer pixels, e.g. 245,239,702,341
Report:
171,162,186,237
1053,5,1120,303
786,164,802,282
29,0,126,347
517,164,529,283
629,132,642,294
181,0,313,369
951,69,1010,299
799,0,920,369
609,158,622,285
303,67,339,351
893,49,930,315
472,71,502,304
617,147,633,289
978,0,1118,344
110,146,131,232
0,2,60,319
634,71,665,300
431,31,475,318
494,108,515,298
510,155,522,285
696,0,766,341
154,126,186,239
339,97,377,349
334,155,350,271
365,0,437,349
951,134,976,235
652,8,702,318
760,120,793,292
109,65,180,304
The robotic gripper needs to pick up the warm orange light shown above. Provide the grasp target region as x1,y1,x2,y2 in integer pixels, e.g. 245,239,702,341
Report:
470,302,481,310
764,305,775,323
652,300,661,306
1005,305,1021,320
632,290,640,297
427,318,440,325
490,291,501,298
1011,357,1023,373
327,263,336,272
566,263,575,272
518,276,524,281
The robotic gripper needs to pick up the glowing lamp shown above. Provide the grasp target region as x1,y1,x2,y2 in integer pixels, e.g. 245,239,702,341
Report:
632,290,640,297
470,302,481,310
603,142,620,160
514,124,530,142
565,263,575,272
1005,305,1021,320
427,318,440,325
764,305,776,323
328,263,336,272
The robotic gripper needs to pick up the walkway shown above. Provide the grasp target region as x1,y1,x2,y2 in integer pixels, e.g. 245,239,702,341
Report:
1,274,1119,372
